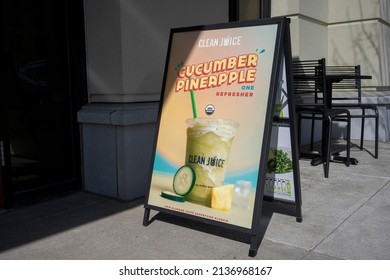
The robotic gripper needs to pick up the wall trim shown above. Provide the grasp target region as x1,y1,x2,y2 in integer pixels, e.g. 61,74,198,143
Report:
89,93,160,103
77,102,159,126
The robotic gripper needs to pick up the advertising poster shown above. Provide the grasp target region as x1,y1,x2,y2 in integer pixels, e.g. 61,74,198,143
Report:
265,59,296,202
146,22,280,229
265,124,295,202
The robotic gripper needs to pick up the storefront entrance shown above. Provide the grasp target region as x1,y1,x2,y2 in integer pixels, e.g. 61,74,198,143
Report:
0,0,86,208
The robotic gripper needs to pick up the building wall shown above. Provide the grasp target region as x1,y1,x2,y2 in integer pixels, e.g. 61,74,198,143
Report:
79,0,232,200
82,0,389,103
271,0,390,89
270,0,390,143
271,0,328,59
83,0,230,103
79,0,390,200
328,0,390,88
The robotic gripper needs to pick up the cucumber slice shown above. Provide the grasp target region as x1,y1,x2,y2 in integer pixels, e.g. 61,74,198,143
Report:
161,191,185,202
173,165,196,196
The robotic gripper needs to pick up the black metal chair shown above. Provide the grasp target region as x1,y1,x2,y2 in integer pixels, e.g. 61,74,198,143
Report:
292,58,351,178
325,65,379,158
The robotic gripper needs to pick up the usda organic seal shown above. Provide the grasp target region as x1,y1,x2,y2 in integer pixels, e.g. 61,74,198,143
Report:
205,104,215,115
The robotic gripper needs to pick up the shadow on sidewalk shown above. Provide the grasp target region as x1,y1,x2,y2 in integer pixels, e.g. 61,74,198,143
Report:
0,191,144,253
0,189,300,256
145,200,298,255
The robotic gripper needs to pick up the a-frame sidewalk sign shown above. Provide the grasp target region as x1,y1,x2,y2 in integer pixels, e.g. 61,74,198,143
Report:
143,17,302,257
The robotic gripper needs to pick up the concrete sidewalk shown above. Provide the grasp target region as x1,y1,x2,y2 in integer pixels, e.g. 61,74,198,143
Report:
0,140,389,260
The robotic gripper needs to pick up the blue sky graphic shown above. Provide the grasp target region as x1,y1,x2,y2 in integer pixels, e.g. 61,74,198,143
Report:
153,151,259,190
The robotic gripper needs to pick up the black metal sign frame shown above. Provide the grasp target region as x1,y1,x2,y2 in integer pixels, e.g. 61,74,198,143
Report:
143,17,301,257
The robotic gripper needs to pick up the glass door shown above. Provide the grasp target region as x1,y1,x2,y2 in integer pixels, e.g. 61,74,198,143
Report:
0,0,85,207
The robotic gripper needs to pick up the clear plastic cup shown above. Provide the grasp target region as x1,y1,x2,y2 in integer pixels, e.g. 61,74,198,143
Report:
184,118,238,207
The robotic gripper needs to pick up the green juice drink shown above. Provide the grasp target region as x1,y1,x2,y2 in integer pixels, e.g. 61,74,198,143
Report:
185,118,238,207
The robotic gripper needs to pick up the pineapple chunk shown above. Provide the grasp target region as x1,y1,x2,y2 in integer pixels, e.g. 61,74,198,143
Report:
211,184,234,211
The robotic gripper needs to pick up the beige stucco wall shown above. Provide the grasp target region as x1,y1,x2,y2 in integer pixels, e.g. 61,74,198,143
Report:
327,21,380,86
328,0,380,23
327,0,389,88
271,0,390,89
272,0,299,16
267,0,390,142
272,0,328,59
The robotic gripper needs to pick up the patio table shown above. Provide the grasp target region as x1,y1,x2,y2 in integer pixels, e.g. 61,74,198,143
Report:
310,74,372,167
